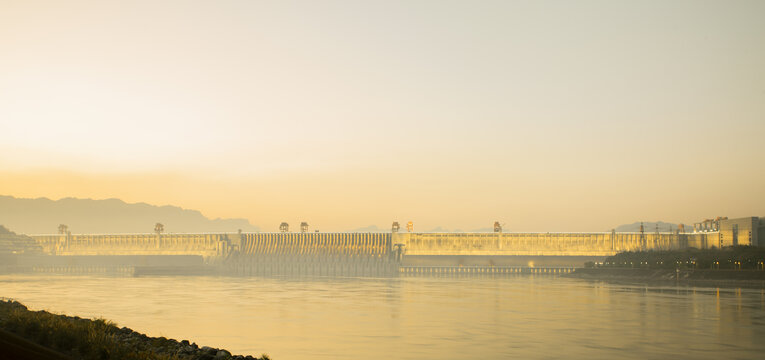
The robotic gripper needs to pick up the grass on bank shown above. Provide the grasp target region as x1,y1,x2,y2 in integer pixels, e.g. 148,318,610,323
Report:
0,299,269,360
0,299,170,360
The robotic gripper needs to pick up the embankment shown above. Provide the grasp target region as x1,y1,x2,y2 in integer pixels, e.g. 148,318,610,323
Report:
565,268,765,287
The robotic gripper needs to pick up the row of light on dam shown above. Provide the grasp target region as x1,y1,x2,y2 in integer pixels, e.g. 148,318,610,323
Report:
276,221,422,233
276,221,507,233
54,221,501,234
276,221,368,233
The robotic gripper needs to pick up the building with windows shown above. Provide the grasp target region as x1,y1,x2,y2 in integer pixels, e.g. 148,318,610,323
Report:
694,216,765,247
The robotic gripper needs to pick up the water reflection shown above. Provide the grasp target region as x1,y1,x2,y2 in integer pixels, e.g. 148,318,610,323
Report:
1,274,764,360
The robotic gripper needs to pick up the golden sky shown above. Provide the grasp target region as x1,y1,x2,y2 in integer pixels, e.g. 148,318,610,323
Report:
1,0,764,231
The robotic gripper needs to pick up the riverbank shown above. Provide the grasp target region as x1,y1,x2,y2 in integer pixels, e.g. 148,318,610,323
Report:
0,299,269,360
564,268,765,288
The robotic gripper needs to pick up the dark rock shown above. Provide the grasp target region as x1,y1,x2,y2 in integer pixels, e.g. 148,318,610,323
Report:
215,349,232,359
201,346,218,355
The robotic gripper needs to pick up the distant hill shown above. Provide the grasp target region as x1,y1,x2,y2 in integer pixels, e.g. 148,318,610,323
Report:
613,221,677,233
0,224,42,254
0,195,259,234
0,225,15,235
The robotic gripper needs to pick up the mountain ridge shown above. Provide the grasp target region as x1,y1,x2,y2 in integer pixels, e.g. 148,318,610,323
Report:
0,195,259,234
612,221,678,233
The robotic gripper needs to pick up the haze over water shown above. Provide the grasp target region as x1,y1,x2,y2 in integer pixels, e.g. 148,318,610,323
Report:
2,274,764,360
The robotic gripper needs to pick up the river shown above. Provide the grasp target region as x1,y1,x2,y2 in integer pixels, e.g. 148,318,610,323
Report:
1,274,764,359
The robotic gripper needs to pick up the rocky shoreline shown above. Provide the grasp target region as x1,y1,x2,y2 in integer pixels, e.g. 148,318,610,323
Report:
109,327,265,360
0,299,269,360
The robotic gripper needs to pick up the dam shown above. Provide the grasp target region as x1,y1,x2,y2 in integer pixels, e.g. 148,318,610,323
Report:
392,230,718,268
18,229,725,275
29,230,720,257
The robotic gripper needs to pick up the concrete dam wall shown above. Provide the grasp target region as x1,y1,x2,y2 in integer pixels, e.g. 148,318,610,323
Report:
28,232,400,276
25,231,722,274
30,233,229,257
391,231,720,267
392,232,718,257
239,232,391,257
229,232,398,276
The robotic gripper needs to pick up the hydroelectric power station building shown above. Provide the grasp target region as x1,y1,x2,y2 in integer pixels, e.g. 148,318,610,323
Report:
693,216,765,247
3,216,763,275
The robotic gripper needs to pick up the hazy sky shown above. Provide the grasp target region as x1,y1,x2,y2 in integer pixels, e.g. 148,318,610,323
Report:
1,0,764,232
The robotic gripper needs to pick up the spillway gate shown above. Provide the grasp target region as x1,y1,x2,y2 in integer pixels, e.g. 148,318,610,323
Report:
223,232,400,276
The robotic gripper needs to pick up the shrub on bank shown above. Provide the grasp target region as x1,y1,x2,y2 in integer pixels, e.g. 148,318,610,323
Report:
0,299,269,360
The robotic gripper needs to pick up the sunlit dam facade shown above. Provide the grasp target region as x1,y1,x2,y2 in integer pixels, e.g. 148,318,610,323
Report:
29,218,765,259
19,217,762,275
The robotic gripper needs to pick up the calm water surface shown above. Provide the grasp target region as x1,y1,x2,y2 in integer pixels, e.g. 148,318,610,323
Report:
1,274,764,359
